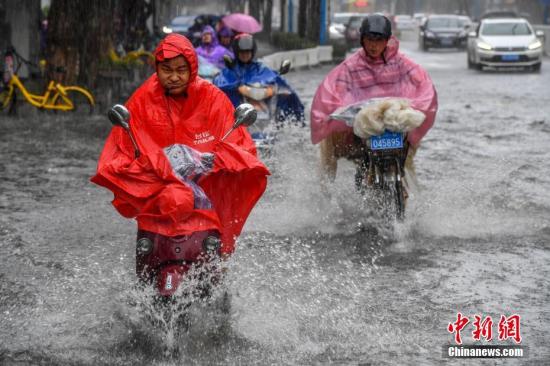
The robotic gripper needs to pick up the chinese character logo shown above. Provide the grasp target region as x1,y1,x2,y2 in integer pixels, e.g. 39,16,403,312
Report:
448,312,470,345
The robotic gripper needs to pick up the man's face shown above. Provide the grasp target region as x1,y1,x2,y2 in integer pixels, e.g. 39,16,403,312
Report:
220,36,231,46
238,50,253,64
361,35,389,59
202,33,212,44
156,56,190,95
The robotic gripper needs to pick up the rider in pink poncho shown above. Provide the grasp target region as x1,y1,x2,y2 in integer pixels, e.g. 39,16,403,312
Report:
311,14,438,181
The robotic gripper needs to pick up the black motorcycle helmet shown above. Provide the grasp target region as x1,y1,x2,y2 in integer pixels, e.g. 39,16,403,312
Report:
359,14,392,42
232,33,257,62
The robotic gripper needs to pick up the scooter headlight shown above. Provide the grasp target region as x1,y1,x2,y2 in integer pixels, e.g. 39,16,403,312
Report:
136,238,153,255
203,236,221,254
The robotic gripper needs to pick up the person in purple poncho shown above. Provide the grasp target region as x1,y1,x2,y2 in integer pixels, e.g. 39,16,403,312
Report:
195,25,233,69
218,26,234,51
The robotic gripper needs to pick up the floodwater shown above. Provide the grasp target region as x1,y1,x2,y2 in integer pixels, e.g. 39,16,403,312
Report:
1,37,549,365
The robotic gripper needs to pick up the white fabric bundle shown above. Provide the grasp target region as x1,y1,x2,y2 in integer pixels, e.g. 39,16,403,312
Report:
353,98,426,138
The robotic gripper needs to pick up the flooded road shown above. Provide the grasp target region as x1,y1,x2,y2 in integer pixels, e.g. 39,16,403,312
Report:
1,38,549,365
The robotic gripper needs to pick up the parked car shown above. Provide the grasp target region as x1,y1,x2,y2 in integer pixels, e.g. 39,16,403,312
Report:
163,14,221,46
394,14,415,31
344,15,365,48
466,18,543,72
419,15,469,51
330,12,361,40
163,15,195,35
413,13,426,26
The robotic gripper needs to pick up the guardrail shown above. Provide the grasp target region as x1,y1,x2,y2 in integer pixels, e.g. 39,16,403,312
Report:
259,45,333,70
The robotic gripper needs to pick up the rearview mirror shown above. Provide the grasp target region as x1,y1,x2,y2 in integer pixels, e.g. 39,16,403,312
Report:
108,104,131,130
221,103,257,141
279,59,291,75
535,30,544,38
233,103,257,128
107,104,140,157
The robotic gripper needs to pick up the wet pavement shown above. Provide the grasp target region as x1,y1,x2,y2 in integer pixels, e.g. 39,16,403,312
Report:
1,37,549,365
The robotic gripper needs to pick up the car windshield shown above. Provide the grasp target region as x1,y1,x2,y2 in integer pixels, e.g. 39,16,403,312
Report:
427,17,460,28
481,22,532,36
172,16,194,26
349,17,363,29
458,17,471,26
334,14,353,25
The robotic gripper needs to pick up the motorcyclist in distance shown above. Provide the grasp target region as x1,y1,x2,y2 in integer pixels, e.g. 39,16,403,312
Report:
310,14,438,186
213,33,305,126
195,25,233,69
217,26,234,51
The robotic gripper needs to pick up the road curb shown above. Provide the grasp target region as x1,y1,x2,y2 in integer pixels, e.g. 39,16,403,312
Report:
259,46,334,71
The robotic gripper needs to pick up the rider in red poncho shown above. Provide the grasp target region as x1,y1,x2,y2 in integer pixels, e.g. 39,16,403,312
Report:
91,33,269,256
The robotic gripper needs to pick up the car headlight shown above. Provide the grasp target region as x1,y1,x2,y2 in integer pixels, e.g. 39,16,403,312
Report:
425,31,435,38
458,30,467,38
477,41,493,51
162,26,173,34
528,40,542,50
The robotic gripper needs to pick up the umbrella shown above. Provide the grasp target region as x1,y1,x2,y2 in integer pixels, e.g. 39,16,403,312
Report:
222,13,262,34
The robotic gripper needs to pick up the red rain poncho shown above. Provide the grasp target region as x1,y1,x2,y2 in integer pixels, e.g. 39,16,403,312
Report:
310,37,438,146
91,34,269,255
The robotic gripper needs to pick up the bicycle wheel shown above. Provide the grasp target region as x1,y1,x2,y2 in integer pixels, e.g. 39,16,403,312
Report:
52,86,95,114
0,85,14,111
395,180,405,221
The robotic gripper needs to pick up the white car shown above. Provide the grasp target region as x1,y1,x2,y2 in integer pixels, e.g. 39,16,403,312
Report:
330,12,362,40
394,15,415,31
467,18,543,72
413,13,426,25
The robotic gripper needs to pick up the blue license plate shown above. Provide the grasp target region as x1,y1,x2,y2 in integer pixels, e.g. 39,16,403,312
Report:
441,38,453,46
370,131,404,150
502,54,519,61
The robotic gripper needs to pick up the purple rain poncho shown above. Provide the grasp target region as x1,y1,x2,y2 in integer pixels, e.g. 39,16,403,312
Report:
195,25,233,69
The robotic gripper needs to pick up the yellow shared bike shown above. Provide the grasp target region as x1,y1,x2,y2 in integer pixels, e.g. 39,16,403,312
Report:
0,47,95,114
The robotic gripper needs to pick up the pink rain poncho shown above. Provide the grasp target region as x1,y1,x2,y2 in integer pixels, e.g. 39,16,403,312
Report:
310,37,438,146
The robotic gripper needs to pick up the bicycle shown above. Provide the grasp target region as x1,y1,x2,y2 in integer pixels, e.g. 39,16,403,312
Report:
0,47,95,114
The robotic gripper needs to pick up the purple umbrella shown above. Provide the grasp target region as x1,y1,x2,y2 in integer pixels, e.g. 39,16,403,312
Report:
222,13,262,34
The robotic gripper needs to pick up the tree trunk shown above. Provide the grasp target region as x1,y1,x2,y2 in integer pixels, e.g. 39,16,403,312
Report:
249,0,261,23
47,0,116,87
280,0,286,32
263,0,273,36
47,0,157,88
307,0,320,43
298,0,307,38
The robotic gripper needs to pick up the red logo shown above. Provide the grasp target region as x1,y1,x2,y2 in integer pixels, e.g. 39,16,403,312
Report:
448,313,521,344
498,314,522,344
472,315,493,341
448,312,470,345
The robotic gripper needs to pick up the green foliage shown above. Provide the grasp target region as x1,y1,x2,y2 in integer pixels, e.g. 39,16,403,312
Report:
271,32,317,51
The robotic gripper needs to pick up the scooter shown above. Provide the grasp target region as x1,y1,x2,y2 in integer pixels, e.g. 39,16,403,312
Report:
107,103,257,301
330,102,409,221
236,60,293,154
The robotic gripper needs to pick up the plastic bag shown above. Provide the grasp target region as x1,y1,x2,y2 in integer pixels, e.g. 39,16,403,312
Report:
330,97,425,138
